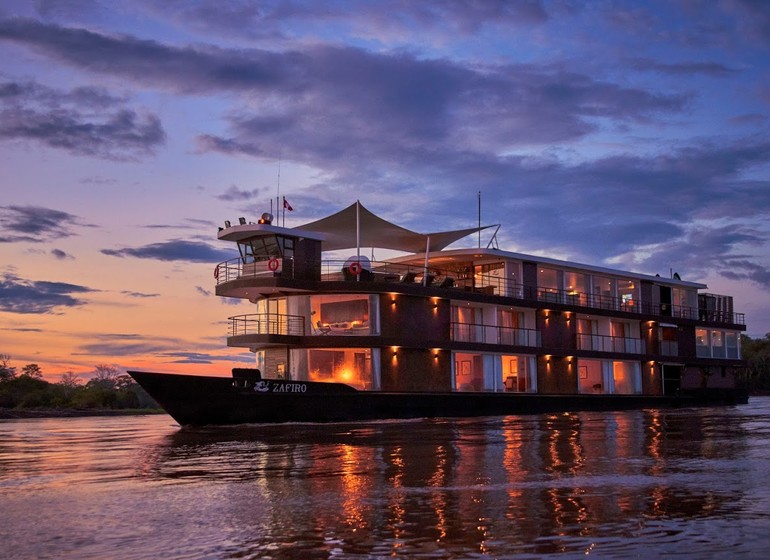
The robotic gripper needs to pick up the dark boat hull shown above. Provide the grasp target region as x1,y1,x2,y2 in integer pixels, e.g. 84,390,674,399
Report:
129,370,748,426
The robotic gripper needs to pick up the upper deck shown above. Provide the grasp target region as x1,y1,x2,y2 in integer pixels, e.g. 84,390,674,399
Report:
213,204,745,328
214,254,744,328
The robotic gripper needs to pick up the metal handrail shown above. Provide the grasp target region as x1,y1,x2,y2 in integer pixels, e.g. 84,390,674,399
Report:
216,257,745,325
450,323,541,347
500,283,744,325
576,333,645,354
659,340,679,356
228,313,305,337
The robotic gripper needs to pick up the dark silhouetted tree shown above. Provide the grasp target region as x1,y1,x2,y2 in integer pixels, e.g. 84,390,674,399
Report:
21,363,43,379
0,354,16,381
742,334,770,392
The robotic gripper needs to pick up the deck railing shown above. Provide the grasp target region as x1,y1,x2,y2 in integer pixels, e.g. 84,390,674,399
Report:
659,340,680,356
217,257,745,326
576,333,645,354
228,313,306,337
451,323,541,347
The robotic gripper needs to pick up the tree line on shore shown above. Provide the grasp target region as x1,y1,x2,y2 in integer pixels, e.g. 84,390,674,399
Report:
0,355,158,411
741,334,770,393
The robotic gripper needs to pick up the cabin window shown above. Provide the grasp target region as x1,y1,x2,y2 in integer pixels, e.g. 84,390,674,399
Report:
291,347,379,390
309,294,377,335
498,309,528,345
695,328,739,359
659,326,679,356
237,234,295,265
591,275,616,309
612,361,641,394
238,242,257,264
280,237,294,258
577,318,599,351
564,271,588,305
672,287,696,318
451,305,483,342
711,330,725,358
611,321,626,338
577,359,604,393
474,262,504,294
618,280,637,309
696,328,710,357
454,352,487,391
453,352,536,393
537,267,560,302
507,261,523,297
610,321,640,353
499,354,535,393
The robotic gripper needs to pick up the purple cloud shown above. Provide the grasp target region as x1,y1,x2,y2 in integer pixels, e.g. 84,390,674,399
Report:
0,272,96,314
0,78,165,159
0,205,83,243
216,185,262,202
101,239,232,263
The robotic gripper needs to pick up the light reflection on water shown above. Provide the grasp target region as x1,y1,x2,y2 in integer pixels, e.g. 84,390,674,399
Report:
2,399,770,559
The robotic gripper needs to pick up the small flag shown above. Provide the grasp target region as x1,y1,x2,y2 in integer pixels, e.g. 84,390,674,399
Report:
283,197,293,211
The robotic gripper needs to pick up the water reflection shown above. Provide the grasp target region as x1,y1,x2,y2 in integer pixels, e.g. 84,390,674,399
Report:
129,405,765,558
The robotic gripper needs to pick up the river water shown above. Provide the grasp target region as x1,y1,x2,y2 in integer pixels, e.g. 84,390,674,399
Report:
2,399,770,559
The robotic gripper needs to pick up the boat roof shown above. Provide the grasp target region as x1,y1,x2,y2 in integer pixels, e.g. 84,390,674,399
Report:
390,247,708,289
218,221,325,243
294,201,493,253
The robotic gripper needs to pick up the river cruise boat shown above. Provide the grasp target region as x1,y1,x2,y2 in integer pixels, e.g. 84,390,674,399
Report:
130,202,748,425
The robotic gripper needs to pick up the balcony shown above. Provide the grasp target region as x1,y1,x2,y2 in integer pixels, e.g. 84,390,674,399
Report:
229,313,306,337
451,322,541,347
228,313,376,338
576,333,645,354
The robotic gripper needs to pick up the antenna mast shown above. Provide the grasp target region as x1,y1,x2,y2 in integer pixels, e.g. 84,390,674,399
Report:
478,191,481,248
277,155,283,226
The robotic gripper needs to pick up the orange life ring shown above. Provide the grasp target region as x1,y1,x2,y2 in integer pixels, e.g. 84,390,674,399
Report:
214,264,220,279
349,261,362,275
268,258,279,271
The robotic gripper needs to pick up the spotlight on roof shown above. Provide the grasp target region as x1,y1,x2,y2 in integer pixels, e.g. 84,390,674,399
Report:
258,213,273,225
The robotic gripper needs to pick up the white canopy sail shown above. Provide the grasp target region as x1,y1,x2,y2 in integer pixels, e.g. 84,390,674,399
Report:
295,201,493,253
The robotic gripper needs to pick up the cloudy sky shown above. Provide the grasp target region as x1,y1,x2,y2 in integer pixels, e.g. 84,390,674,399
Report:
1,0,769,381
